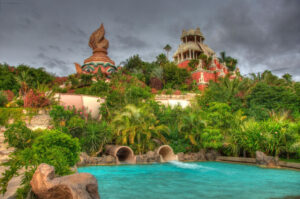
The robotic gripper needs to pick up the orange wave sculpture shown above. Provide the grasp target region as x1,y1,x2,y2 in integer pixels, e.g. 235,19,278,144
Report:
74,23,117,76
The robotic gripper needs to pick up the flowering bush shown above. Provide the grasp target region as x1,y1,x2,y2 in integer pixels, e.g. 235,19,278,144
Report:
4,90,14,101
173,90,181,95
23,89,50,108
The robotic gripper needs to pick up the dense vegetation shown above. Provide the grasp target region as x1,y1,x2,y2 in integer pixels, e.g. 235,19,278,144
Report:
0,52,300,198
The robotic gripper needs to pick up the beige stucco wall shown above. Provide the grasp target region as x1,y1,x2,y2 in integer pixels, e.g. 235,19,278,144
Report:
55,93,194,119
156,99,190,108
82,95,105,119
55,93,105,119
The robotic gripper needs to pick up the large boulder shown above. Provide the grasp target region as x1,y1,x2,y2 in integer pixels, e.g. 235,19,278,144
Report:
177,150,206,162
205,150,220,161
30,163,100,199
77,153,116,166
136,151,160,163
256,151,279,167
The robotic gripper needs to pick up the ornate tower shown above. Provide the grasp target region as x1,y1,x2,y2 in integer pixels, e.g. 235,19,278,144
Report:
173,27,215,64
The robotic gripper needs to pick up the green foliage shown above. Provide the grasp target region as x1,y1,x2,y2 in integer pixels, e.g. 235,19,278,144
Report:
112,104,169,154
198,76,243,111
67,115,85,137
4,121,36,149
0,64,20,93
218,51,238,71
31,129,80,174
163,62,190,90
0,108,38,126
201,128,223,149
80,121,112,155
188,59,198,71
0,91,8,107
0,126,80,197
49,105,75,127
15,65,54,89
75,80,110,97
155,53,168,66
246,82,299,119
79,74,93,87
123,55,144,72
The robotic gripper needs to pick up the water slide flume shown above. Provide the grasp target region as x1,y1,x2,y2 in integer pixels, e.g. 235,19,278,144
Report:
104,145,178,164
155,145,178,162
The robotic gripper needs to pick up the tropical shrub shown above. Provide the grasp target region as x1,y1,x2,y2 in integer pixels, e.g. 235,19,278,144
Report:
66,115,85,138
162,62,190,89
112,104,169,154
31,129,80,174
23,89,50,108
3,90,14,102
4,121,35,150
0,64,20,93
80,121,112,155
0,91,8,107
0,129,80,197
49,105,75,127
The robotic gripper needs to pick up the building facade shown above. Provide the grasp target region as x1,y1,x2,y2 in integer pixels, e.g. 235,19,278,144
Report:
173,28,238,90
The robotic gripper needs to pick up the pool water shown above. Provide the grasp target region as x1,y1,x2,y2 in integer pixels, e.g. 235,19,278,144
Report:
78,161,300,199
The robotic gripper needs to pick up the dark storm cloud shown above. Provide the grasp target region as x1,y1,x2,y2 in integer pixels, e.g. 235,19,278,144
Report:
115,34,148,49
0,0,299,79
203,0,300,77
36,53,70,75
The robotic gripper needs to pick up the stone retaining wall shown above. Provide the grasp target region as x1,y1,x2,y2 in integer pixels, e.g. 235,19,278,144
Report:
278,161,300,170
216,156,256,164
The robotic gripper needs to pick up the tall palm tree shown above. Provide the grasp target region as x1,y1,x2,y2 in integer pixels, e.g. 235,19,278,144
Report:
178,110,206,150
163,44,172,60
112,104,169,154
15,71,30,96
219,51,226,63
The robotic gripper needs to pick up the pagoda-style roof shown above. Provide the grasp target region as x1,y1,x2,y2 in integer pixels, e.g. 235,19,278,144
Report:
181,27,205,40
173,42,215,58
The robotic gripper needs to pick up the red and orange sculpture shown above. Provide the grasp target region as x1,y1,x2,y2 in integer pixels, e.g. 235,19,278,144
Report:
74,24,117,76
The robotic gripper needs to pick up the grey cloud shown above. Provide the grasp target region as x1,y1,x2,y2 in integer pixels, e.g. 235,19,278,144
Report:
0,0,299,80
115,34,148,49
48,45,61,52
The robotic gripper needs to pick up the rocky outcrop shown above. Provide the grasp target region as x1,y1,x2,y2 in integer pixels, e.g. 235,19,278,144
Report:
31,163,100,199
256,151,279,167
77,152,116,166
136,151,160,163
205,150,220,161
27,113,51,130
177,150,206,162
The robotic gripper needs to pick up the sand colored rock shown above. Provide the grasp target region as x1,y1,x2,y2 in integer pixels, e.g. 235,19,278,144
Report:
256,151,279,167
30,163,100,199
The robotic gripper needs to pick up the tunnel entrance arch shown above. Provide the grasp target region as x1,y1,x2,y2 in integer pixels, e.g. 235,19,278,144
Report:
105,145,136,164
156,145,178,162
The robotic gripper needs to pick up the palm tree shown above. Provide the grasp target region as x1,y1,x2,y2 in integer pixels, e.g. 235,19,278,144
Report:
163,44,172,60
178,110,206,150
282,73,292,83
112,104,169,154
15,71,30,96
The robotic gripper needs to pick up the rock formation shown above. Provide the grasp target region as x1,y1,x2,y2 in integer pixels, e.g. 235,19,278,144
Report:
30,163,100,199
77,152,116,166
256,151,279,167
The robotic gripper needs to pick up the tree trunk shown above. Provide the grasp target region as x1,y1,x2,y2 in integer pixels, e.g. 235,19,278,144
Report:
243,149,246,157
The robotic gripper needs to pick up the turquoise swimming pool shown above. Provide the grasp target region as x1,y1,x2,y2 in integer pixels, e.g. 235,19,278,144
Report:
78,161,300,199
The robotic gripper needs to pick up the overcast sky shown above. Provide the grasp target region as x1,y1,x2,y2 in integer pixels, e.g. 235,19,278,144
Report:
0,0,299,80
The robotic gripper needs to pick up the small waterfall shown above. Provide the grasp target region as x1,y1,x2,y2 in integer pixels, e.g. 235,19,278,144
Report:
169,160,212,170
